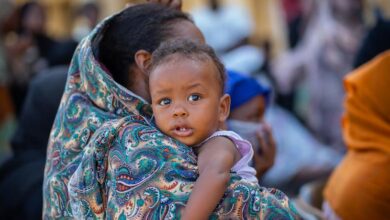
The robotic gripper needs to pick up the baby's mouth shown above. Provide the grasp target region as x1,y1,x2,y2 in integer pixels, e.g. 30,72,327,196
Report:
172,126,193,137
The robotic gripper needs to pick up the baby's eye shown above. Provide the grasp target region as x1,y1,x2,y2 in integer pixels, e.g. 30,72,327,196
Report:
159,98,171,106
188,94,201,102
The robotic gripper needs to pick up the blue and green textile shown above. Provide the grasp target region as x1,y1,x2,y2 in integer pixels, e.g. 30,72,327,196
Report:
43,14,300,220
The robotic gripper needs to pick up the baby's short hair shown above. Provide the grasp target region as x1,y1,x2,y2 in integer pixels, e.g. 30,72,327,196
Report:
148,40,226,95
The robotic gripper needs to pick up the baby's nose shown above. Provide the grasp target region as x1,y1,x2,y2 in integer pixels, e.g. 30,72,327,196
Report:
173,106,188,117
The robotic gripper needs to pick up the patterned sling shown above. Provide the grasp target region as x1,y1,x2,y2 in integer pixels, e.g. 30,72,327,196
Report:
42,14,300,220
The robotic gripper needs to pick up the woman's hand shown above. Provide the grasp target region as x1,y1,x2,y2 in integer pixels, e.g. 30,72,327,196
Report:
253,123,276,178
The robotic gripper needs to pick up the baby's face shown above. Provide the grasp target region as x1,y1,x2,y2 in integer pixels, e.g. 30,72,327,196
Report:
149,58,227,146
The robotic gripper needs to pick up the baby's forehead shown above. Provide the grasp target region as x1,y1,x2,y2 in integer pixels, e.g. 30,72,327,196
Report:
150,53,225,93
160,53,210,65
153,54,213,72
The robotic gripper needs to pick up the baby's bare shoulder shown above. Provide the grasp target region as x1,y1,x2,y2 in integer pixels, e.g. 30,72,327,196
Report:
198,136,240,163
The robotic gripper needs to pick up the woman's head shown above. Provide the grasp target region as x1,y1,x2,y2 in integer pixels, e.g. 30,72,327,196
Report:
226,71,271,122
96,4,204,100
148,40,230,146
329,0,363,23
18,2,46,35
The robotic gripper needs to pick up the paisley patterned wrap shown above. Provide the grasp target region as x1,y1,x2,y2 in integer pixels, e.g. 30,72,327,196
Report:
42,14,300,220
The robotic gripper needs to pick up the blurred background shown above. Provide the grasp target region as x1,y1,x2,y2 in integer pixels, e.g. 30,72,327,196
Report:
1,0,390,218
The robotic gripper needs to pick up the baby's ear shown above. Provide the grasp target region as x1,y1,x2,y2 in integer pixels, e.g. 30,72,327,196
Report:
134,50,152,75
218,94,231,122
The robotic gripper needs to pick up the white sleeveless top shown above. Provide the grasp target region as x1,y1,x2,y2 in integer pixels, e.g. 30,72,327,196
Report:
201,130,258,183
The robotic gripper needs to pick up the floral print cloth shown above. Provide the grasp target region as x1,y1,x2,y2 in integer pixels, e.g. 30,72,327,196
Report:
42,14,300,220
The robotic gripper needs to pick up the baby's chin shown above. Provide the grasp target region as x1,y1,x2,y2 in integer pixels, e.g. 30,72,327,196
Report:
174,137,203,148
165,130,203,147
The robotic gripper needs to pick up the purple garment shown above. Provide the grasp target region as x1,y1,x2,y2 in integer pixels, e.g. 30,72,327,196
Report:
202,130,258,183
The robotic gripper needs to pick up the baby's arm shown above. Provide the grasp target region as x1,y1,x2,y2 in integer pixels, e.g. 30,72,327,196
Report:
182,136,239,220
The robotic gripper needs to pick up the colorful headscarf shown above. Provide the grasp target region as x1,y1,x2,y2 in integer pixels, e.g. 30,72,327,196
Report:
43,10,300,219
226,70,271,111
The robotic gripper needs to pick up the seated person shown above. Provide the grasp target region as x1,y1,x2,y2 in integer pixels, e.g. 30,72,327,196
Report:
226,71,342,194
323,50,390,220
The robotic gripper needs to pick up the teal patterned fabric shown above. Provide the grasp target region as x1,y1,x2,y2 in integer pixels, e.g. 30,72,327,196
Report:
42,15,301,220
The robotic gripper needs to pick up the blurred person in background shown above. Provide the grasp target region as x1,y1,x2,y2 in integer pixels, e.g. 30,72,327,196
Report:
72,2,100,42
191,0,253,55
0,33,77,220
226,70,275,179
276,0,317,112
323,50,390,220
0,0,13,86
226,71,342,196
281,0,318,49
0,0,15,161
4,1,58,117
0,2,76,218
272,0,365,152
191,0,265,76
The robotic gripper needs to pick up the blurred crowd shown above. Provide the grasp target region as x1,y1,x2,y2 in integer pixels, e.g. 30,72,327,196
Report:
0,0,99,218
0,0,99,155
0,0,390,219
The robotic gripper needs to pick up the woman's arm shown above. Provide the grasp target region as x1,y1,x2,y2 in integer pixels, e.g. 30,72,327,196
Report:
182,136,239,220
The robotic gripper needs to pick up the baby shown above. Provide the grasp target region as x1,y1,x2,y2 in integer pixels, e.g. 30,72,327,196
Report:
148,40,258,219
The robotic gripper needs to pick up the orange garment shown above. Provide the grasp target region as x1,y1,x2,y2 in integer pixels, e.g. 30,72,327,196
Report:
324,50,390,220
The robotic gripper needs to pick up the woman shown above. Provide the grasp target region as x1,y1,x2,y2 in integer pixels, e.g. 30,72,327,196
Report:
323,50,390,219
43,4,299,219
